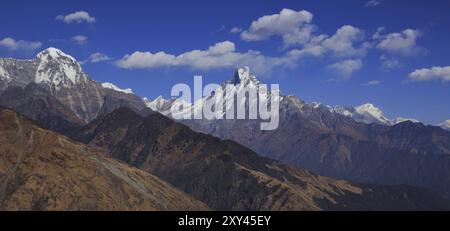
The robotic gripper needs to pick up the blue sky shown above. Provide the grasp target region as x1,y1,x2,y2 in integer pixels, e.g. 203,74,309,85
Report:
1,0,449,124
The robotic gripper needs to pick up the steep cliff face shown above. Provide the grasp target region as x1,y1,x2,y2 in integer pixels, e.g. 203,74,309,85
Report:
69,108,450,211
0,83,83,134
0,108,209,211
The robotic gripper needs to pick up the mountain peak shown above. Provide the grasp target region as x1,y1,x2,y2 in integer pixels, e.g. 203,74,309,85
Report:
37,47,77,62
101,82,133,94
232,66,261,86
354,103,391,125
143,95,174,112
355,103,383,117
35,47,87,87
440,119,450,131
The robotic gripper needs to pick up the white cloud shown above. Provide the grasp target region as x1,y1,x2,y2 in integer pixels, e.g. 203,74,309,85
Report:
376,29,423,55
408,66,450,82
0,37,42,52
322,25,370,57
72,35,88,45
82,52,112,64
372,27,385,40
362,80,381,86
55,11,96,24
380,55,401,69
365,0,381,7
230,27,243,34
116,41,301,74
240,8,314,47
328,59,363,78
237,8,370,58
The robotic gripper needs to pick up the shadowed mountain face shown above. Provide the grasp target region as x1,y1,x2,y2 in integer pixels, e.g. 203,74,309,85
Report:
0,108,209,211
0,83,83,134
67,108,450,211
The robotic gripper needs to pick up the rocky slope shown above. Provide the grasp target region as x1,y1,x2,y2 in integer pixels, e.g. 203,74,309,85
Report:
0,108,209,211
68,107,450,211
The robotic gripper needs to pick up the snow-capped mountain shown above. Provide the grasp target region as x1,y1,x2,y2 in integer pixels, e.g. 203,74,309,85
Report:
144,66,281,120
354,103,391,125
143,95,176,114
332,103,419,126
35,48,89,90
440,120,450,131
0,47,146,123
101,82,134,94
232,66,262,86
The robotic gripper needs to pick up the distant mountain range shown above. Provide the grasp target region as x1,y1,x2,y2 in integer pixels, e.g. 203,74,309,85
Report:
148,66,450,199
1,48,450,210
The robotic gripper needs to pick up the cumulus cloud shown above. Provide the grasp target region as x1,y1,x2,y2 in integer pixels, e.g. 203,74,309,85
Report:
0,37,42,52
236,9,369,58
72,35,88,45
327,59,363,78
408,66,450,82
55,11,96,24
365,0,381,7
116,41,301,74
362,80,381,86
240,8,315,47
82,52,112,64
376,29,423,55
322,25,370,57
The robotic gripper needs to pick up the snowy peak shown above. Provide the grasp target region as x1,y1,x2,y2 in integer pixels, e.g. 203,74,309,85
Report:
440,120,450,131
332,103,421,126
233,66,261,86
37,47,77,62
101,82,133,94
355,103,384,119
335,103,392,125
393,117,420,124
143,95,173,112
35,47,87,88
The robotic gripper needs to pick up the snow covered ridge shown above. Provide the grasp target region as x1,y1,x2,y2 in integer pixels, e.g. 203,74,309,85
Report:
101,82,134,94
330,103,419,126
440,120,450,131
310,102,450,129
